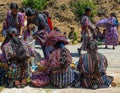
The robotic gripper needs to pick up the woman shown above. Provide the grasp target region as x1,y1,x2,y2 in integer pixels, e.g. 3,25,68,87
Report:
77,40,112,89
5,3,24,36
25,7,48,35
47,41,74,88
68,27,78,43
1,27,35,88
25,8,49,58
78,7,95,55
105,13,118,49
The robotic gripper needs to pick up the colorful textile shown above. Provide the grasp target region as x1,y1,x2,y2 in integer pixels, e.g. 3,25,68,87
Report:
105,17,118,46
1,41,34,81
96,17,118,46
33,30,48,46
81,15,94,50
47,17,53,31
5,11,24,32
30,71,50,87
47,47,74,87
51,68,74,88
7,61,27,80
77,53,111,88
0,63,7,85
48,48,72,68
46,31,68,46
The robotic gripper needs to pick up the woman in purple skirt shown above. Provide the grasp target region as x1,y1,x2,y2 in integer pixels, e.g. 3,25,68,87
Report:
105,13,118,49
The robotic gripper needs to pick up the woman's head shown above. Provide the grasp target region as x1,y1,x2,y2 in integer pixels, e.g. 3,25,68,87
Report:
6,27,18,39
86,40,98,53
19,7,25,13
110,12,116,18
70,27,74,32
42,11,51,18
10,3,19,16
26,7,36,20
1,27,18,49
85,7,92,16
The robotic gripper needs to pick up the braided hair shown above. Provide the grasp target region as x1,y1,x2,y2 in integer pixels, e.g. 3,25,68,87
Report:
55,41,68,69
86,40,99,74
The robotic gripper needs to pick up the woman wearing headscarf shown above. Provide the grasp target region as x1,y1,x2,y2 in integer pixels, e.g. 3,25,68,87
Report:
77,40,112,89
25,7,49,58
1,27,35,88
78,7,95,55
5,3,24,36
104,13,118,49
46,40,74,88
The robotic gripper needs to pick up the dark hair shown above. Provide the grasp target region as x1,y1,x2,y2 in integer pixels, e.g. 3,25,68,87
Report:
26,7,35,16
96,27,99,30
64,32,67,35
19,7,25,13
1,27,18,49
10,3,18,9
86,40,98,51
85,7,91,13
54,41,68,69
54,41,63,48
42,11,51,18
86,40,100,74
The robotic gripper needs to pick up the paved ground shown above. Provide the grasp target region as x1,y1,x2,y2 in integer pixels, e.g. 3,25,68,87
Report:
0,43,120,93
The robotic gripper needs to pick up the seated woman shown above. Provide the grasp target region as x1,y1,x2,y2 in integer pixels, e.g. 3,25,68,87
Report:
77,40,112,89
47,41,74,88
0,27,35,88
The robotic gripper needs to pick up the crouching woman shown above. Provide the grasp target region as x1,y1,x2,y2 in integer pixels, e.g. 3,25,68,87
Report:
1,27,35,88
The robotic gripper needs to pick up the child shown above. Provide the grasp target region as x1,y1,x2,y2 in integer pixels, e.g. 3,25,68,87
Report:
68,27,78,44
63,32,67,39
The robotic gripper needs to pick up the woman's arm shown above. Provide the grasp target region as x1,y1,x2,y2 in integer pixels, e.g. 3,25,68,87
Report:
19,13,25,36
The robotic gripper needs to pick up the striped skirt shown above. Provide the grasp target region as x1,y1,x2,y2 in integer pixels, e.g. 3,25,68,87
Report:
81,74,111,88
7,62,28,80
51,68,74,88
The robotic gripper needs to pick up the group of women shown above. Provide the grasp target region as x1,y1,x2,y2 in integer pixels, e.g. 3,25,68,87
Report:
0,3,115,89
78,7,119,55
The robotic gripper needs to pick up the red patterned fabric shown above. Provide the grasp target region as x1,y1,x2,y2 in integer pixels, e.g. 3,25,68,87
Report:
46,31,68,46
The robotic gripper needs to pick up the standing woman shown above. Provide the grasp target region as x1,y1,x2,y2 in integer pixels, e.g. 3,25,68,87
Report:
105,13,118,49
25,8,49,58
78,7,95,54
5,3,24,36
